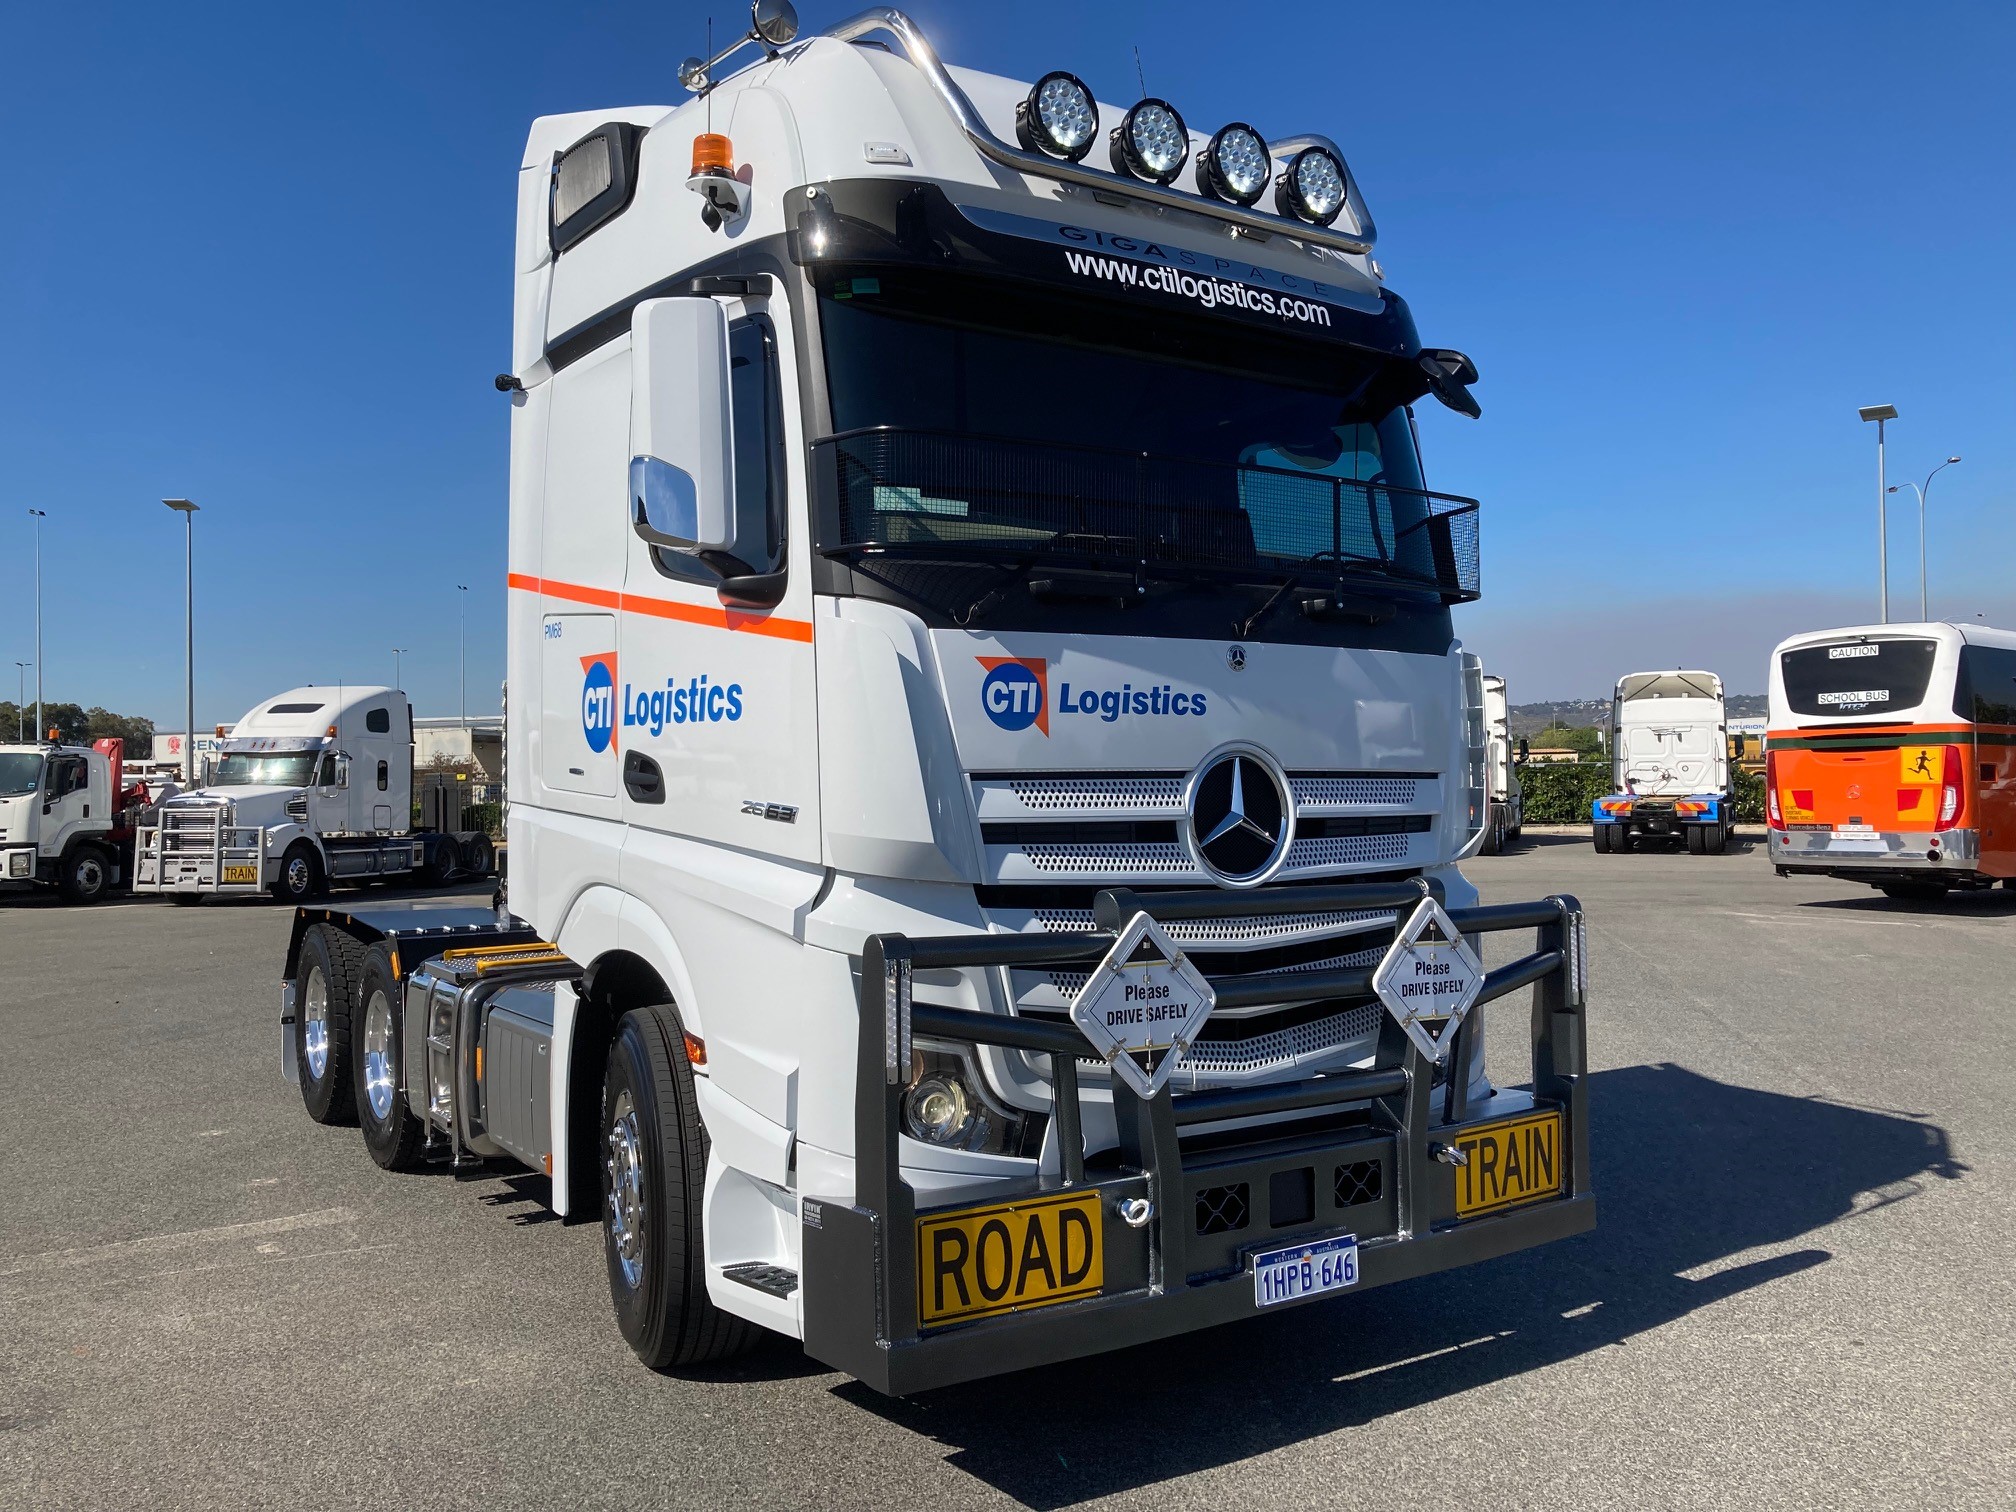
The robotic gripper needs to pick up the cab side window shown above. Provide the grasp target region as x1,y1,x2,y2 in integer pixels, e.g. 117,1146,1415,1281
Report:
365,707,391,734
318,754,338,787
377,760,389,791
47,757,87,798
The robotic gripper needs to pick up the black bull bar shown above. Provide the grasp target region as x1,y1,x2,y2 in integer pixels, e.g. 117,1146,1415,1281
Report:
800,880,1594,1395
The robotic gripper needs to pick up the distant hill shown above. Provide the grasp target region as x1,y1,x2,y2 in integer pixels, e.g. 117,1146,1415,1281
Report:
1509,693,1766,737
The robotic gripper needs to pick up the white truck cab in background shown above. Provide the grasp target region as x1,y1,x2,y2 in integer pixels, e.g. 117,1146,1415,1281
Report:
1592,669,1734,854
0,739,159,902
273,4,1594,1395
138,686,489,903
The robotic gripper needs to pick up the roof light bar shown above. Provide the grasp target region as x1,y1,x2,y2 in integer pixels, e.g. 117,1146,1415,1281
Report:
1276,145,1347,226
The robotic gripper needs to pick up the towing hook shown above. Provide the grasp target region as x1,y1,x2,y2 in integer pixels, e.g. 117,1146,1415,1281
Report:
1117,1197,1154,1228
1430,1142,1469,1167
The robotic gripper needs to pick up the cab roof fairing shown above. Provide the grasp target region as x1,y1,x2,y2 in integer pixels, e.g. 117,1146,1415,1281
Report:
521,32,1386,351
1768,621,2016,656
231,684,401,739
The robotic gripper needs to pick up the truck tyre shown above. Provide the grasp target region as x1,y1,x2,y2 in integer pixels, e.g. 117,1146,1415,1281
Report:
1592,824,1612,853
296,924,365,1124
271,843,322,904
461,833,495,877
354,945,426,1170
602,1004,756,1370
1686,825,1708,855
1879,880,1949,901
1481,805,1501,855
57,844,113,904
1615,826,1636,853
419,836,460,887
1706,823,1730,854
170,892,205,907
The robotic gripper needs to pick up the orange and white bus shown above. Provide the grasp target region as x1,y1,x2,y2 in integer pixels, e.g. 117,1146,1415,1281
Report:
1766,621,2016,899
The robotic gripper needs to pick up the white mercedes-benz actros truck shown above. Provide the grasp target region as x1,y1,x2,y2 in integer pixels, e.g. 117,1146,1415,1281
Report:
275,3,1593,1394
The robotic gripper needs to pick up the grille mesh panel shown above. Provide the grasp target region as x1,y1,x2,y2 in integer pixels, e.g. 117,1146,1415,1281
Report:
1286,834,1412,868
1019,843,1194,875
1290,776,1420,808
1175,1002,1382,1076
1002,776,1185,812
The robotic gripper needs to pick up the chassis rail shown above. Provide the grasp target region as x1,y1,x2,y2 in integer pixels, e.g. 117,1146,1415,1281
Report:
803,879,1593,1394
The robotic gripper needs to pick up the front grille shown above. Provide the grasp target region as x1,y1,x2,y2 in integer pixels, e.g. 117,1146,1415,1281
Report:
1195,1183,1250,1236
999,775,1184,813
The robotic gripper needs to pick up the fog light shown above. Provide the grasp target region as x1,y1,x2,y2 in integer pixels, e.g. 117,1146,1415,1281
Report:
1016,71,1099,162
1198,123,1270,205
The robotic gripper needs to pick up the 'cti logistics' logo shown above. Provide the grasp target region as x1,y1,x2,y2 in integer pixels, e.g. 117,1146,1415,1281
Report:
581,653,618,753
978,657,1048,734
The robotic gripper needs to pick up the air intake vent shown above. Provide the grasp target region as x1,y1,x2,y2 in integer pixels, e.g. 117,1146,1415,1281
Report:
1194,1182,1250,1236
286,796,309,823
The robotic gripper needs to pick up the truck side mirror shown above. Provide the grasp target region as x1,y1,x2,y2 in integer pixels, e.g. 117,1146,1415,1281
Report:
334,754,350,789
1516,737,1529,763
629,297,735,555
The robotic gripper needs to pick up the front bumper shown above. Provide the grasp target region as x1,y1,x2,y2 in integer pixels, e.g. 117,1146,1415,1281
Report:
1770,826,1979,874
803,881,1593,1395
134,818,269,894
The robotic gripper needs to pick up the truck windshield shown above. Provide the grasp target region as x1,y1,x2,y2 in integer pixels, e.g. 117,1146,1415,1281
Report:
814,273,1473,604
210,752,319,787
0,753,43,796
1780,639,1939,719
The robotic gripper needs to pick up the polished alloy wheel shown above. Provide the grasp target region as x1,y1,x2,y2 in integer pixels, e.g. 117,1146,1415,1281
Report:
284,855,311,896
303,968,331,1081
76,855,104,892
361,989,396,1120
606,1089,647,1290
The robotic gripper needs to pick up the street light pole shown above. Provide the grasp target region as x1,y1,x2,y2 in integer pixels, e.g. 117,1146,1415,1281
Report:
12,662,27,741
456,585,469,726
393,646,407,690
1858,405,1898,624
1887,456,1961,622
27,509,45,740
164,500,200,780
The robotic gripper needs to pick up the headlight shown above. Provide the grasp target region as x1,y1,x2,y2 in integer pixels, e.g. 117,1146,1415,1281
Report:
902,1045,1040,1156
1197,123,1270,205
8,852,29,879
1276,146,1347,226
1110,98,1188,184
1016,71,1099,162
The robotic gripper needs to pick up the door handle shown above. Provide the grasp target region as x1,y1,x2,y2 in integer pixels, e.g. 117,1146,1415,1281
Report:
623,751,665,805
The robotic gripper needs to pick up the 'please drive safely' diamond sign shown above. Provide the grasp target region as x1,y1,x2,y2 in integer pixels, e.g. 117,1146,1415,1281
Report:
1071,912,1217,1098
1370,896,1485,1062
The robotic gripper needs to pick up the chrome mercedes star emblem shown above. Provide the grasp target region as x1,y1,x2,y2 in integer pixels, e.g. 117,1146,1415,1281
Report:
1186,746,1294,887
1227,645,1246,671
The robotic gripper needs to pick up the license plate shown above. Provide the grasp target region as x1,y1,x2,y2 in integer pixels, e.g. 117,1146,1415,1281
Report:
916,1190,1102,1327
222,864,259,884
1253,1233,1358,1308
1452,1110,1564,1218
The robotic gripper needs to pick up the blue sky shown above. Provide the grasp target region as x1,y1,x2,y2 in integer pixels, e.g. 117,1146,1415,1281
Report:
3,0,2010,722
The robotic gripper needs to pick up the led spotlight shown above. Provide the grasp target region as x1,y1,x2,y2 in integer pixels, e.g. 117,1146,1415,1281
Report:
1197,123,1270,206
1276,146,1348,226
1016,71,1099,162
1110,98,1189,184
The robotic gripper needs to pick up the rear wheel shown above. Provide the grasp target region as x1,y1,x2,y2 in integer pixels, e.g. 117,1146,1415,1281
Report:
602,1004,757,1369
1686,825,1708,855
1591,824,1611,853
1706,823,1730,854
1481,804,1503,855
419,837,460,887
354,945,425,1170
461,833,495,877
295,924,365,1123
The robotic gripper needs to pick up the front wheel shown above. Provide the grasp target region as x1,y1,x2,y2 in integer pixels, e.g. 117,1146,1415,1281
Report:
354,945,425,1170
602,1005,756,1369
57,845,112,903
271,843,322,904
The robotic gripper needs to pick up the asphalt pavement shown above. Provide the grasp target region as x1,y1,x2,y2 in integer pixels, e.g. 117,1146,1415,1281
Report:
2,839,2011,1510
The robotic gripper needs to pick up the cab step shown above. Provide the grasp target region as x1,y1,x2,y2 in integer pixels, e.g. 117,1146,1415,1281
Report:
721,1261,799,1299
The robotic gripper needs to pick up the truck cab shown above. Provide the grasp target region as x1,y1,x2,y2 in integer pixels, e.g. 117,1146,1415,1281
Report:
0,741,129,901
273,5,1595,1394
1478,673,1523,853
1591,670,1734,853
137,686,452,902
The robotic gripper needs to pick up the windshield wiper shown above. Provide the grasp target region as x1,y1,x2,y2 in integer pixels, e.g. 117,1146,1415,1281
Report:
1237,551,1397,637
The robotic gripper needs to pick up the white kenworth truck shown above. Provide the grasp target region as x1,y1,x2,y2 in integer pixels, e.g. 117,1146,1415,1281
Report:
275,4,1593,1394
138,686,492,904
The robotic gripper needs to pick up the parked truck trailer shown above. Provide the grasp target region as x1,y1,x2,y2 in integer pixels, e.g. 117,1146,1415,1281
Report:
275,3,1595,1394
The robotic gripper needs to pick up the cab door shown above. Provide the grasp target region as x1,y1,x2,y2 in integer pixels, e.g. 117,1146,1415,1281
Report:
38,755,91,857
307,752,347,835
616,293,820,865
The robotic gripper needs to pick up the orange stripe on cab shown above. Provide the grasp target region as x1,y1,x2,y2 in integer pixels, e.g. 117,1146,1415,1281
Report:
507,571,813,642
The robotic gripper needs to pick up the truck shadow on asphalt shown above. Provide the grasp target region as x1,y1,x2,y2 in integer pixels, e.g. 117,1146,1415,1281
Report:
1799,889,2016,917
837,1062,1962,1510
